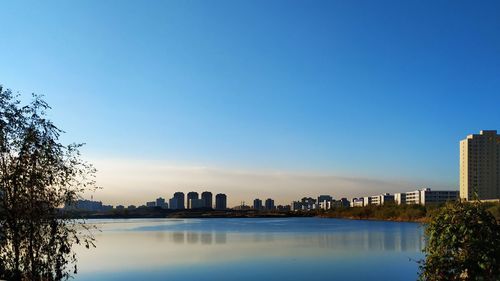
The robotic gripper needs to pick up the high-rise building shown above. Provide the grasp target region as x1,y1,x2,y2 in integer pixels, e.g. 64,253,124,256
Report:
460,130,500,200
169,192,185,210
201,191,213,209
156,197,167,209
215,193,227,210
253,198,263,210
190,198,205,209
187,192,199,209
265,198,275,210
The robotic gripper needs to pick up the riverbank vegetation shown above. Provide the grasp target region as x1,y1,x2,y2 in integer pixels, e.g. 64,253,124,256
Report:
317,202,500,223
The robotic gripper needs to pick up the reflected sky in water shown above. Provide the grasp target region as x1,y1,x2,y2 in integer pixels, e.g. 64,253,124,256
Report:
75,218,424,281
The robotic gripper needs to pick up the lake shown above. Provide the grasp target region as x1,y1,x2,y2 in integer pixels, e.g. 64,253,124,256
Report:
75,218,424,281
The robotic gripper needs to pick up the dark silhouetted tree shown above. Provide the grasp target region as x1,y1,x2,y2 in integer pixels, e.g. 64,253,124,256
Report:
419,200,500,281
0,86,98,281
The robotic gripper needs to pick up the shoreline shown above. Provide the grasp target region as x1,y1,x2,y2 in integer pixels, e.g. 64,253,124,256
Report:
63,209,427,223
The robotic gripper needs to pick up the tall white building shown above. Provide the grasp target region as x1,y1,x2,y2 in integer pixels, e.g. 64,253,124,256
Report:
460,130,500,200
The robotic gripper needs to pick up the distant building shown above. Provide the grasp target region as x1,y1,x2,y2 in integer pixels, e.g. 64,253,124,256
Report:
291,201,303,211
319,201,331,210
394,193,407,205
201,191,213,209
317,195,333,204
215,193,227,210
370,193,394,205
64,199,105,212
351,198,364,207
169,192,185,210
156,197,167,209
127,205,136,210
265,198,275,210
190,198,205,209
460,130,500,200
301,197,316,210
363,196,372,206
253,198,263,210
101,205,113,211
187,192,199,209
277,205,291,211
317,195,333,210
233,203,251,210
115,205,125,210
331,198,350,208
406,188,458,205
146,201,156,208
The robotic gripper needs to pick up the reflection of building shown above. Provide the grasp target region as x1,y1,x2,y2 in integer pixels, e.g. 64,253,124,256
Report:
253,198,263,210
460,130,500,201
169,192,185,210
215,193,227,210
265,198,275,210
187,192,199,209
201,191,213,209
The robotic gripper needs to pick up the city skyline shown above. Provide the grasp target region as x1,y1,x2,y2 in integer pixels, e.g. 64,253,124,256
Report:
1,1,499,206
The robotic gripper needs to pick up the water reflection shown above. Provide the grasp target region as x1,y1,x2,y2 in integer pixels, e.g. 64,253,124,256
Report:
159,227,422,252
75,218,423,281
168,231,226,245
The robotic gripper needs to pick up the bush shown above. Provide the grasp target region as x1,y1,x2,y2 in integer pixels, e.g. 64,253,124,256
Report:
419,201,500,281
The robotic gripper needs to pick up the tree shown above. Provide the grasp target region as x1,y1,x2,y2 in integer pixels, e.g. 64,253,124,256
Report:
0,86,98,281
419,200,500,281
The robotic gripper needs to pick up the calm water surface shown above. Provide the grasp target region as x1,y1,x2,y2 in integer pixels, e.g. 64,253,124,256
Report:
75,218,424,281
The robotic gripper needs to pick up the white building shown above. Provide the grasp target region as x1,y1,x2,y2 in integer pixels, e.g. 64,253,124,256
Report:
460,130,500,201
394,193,406,205
351,198,364,207
405,188,458,205
370,193,394,205
363,196,372,206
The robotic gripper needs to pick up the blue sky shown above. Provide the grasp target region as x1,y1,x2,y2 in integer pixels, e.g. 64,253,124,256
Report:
1,0,499,205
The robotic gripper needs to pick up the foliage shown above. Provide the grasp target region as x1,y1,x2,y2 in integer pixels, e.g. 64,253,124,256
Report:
321,203,428,222
418,201,500,281
0,86,98,281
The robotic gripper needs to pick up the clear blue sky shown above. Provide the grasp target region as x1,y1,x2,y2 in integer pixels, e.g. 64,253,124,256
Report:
1,0,499,204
